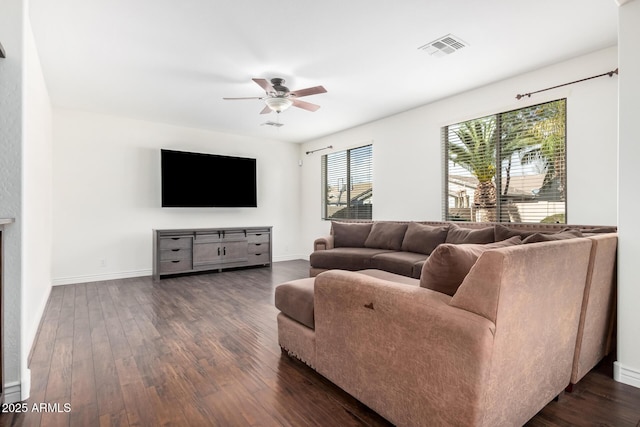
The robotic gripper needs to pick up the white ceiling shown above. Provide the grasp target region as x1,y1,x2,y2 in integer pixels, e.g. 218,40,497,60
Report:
28,0,618,143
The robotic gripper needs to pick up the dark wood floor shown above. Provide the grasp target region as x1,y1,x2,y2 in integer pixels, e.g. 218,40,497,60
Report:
1,259,639,427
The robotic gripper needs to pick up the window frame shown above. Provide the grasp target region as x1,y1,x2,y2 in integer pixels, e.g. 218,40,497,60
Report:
321,144,373,220
443,99,567,224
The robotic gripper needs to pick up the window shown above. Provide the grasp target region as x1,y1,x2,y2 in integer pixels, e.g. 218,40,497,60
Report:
322,144,373,220
444,99,566,223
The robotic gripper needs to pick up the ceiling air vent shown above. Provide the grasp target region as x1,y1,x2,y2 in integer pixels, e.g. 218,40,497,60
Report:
261,121,284,128
418,34,467,57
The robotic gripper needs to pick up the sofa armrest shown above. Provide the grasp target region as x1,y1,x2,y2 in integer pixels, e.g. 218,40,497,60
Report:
313,235,334,251
313,270,494,426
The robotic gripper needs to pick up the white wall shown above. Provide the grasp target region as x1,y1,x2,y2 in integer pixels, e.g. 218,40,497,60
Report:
21,9,53,400
0,0,53,402
0,0,25,401
300,47,619,247
52,110,303,284
616,0,640,388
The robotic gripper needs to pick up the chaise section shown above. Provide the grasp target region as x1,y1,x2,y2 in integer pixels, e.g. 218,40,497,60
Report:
311,238,592,427
314,270,495,426
277,313,316,368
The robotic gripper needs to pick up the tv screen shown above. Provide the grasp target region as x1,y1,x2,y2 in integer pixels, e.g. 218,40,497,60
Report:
161,149,257,207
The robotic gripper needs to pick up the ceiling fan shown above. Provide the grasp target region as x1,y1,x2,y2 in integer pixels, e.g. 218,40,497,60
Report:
223,78,327,114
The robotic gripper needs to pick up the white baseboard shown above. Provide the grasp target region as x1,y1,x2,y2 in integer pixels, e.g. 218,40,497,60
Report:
614,361,640,389
52,269,152,286
51,258,310,286
3,381,22,403
20,369,30,401
272,254,308,262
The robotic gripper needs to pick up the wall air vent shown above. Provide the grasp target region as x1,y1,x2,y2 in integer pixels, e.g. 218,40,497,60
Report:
261,121,284,128
418,34,467,57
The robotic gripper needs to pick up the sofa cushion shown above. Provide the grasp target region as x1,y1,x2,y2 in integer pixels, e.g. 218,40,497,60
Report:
420,236,522,296
445,223,495,244
401,222,449,255
364,222,408,250
275,277,316,329
332,221,372,248
310,247,394,271
412,260,427,279
523,229,583,243
494,224,539,242
371,251,429,277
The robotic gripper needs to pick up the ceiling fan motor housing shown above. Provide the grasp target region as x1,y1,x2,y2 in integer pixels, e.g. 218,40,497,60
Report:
270,78,290,96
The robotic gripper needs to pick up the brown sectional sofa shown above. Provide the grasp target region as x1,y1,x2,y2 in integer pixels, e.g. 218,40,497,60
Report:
309,220,607,278
276,221,617,426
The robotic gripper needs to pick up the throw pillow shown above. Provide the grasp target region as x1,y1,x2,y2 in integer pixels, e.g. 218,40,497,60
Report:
332,221,373,248
445,223,495,244
420,236,522,296
523,228,583,244
401,222,449,255
364,222,409,250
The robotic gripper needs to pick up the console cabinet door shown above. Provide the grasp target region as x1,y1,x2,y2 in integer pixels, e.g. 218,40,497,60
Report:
221,240,249,264
193,242,223,267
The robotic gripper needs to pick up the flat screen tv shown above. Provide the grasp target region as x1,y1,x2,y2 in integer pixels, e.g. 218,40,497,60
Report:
161,149,257,207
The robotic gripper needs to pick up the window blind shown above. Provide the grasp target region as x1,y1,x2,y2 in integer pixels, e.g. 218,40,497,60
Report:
322,144,373,220
444,99,566,223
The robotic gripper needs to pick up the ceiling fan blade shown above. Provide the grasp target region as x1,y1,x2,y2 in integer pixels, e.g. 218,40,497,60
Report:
253,78,274,93
292,99,321,112
259,105,272,114
290,85,327,98
223,97,264,100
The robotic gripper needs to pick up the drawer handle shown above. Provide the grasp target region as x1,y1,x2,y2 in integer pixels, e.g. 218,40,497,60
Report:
172,249,180,252
255,243,262,246
171,260,180,263
255,253,262,256
256,234,262,236
171,237,180,240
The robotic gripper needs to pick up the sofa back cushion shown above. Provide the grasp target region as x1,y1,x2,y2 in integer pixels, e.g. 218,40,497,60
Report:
364,222,408,250
420,236,522,296
445,223,495,244
523,228,583,243
332,221,373,248
401,222,449,255
494,224,539,242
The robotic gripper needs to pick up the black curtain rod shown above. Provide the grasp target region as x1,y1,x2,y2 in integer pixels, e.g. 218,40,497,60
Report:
306,145,333,155
516,68,618,100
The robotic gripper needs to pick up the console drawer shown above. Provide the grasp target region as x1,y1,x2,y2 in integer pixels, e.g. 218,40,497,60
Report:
247,252,270,265
159,236,192,249
248,243,269,254
247,233,270,244
160,248,192,261
159,259,192,273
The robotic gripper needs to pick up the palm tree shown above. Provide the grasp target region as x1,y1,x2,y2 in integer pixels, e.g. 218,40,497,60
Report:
520,100,566,200
449,118,497,221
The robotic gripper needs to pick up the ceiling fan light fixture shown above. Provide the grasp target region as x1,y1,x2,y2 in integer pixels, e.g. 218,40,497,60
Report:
264,97,293,113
